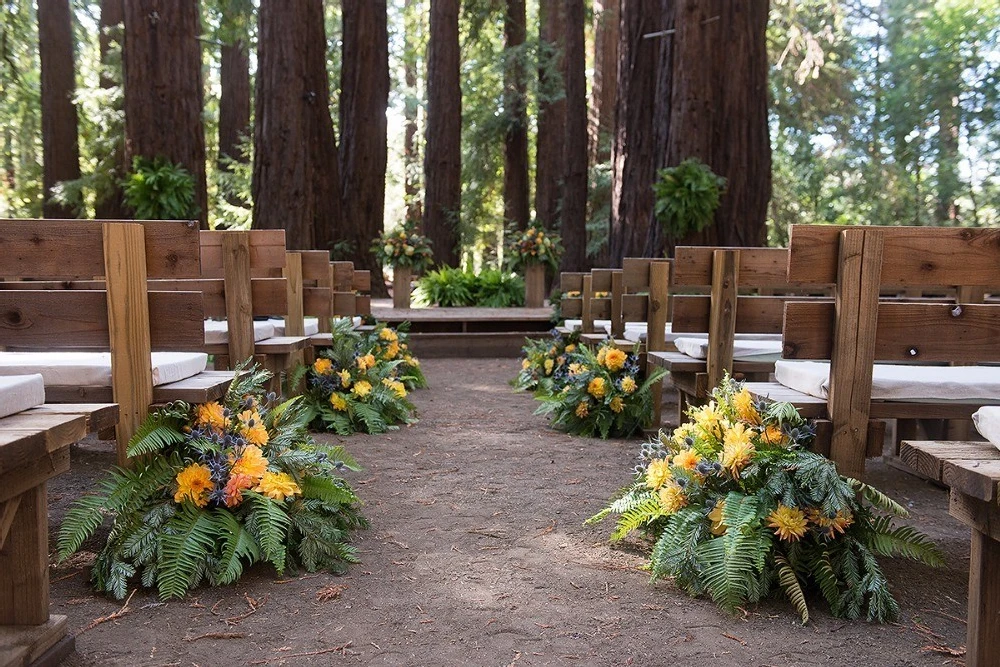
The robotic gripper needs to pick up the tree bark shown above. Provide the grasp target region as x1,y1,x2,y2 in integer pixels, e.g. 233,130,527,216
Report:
560,0,588,272
503,0,530,230
123,0,208,226
590,0,619,165
253,0,343,250
659,0,771,253
340,0,390,296
94,0,127,219
403,0,422,227
38,0,80,219
219,38,251,164
935,93,961,223
535,0,565,231
609,0,665,265
423,0,461,266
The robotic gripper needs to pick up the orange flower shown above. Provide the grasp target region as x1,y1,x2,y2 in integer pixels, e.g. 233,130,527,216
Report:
194,402,226,432
223,473,255,507
174,464,213,507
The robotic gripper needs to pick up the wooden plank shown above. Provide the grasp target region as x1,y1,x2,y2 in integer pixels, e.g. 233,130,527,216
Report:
333,292,357,316
949,488,1000,541
610,271,624,339
745,382,829,418
581,274,593,334
221,232,256,366
591,269,614,292
622,258,652,291
303,287,332,319
283,252,305,337
0,485,48,624
356,295,371,315
590,297,611,320
352,270,371,292
148,278,285,318
0,414,86,473
673,246,792,288
0,615,69,667
707,249,739,390
647,261,670,427
152,371,235,404
561,297,582,318
255,336,311,354
200,229,286,277
621,294,647,323
103,223,153,466
560,272,585,292
26,403,119,433
300,251,331,283
943,459,1000,502
900,441,1000,483
0,496,19,551
331,262,355,291
672,295,824,334
966,526,1000,667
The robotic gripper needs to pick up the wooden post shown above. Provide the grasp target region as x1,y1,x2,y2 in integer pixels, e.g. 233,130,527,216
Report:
103,222,153,465
646,260,670,427
706,249,739,391
610,270,624,339
283,251,305,337
525,263,545,308
222,231,255,367
0,485,48,624
967,529,1000,667
393,266,412,309
581,274,594,334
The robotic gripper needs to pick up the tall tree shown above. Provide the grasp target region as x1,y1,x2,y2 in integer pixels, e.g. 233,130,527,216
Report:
253,0,343,250
218,2,251,165
123,0,208,226
403,0,423,227
340,0,390,295
94,0,127,219
609,0,666,265
38,0,80,219
589,0,619,164
503,0,530,229
535,0,565,231
560,0,588,272
423,0,461,266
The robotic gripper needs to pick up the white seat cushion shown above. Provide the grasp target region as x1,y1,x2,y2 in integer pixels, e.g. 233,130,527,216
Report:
0,351,208,388
564,319,582,331
674,337,784,362
622,322,779,345
204,320,276,345
973,407,1000,448
0,374,45,419
563,318,611,334
268,317,320,336
775,360,1000,402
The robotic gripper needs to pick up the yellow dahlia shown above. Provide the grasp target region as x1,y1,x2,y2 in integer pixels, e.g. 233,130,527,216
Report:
238,410,269,446
721,422,755,476
255,471,301,502
174,463,213,507
330,393,348,411
231,445,269,480
379,327,398,342
194,401,226,432
694,401,725,437
313,358,333,375
808,508,853,539
575,401,589,418
658,482,688,514
596,347,608,366
544,359,555,375
609,396,624,413
382,378,407,398
708,500,727,535
357,354,377,372
672,422,698,448
603,348,627,372
733,388,761,425
761,423,788,446
672,448,701,471
645,458,672,490
521,358,531,370
588,377,607,399
564,344,577,353
383,341,400,359
767,505,808,542
352,380,373,398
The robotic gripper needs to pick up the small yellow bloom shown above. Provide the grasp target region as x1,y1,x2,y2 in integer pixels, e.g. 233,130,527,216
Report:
603,348,627,372
672,448,701,471
255,471,301,502
568,363,584,376
231,445,269,480
609,396,624,413
238,410,269,446
694,401,725,437
733,389,761,425
521,358,531,370
382,378,407,398
596,347,608,366
352,380,373,397
767,505,808,542
645,458,672,490
383,341,400,359
338,369,352,388
588,377,607,399
194,401,226,432
761,423,788,446
708,499,727,535
357,354,377,372
808,508,853,539
564,344,577,353
313,358,333,375
329,393,348,411
379,327,398,342
174,463,213,507
658,482,688,514
720,422,755,476
672,422,698,448
575,401,589,418
620,376,637,394
544,359,555,375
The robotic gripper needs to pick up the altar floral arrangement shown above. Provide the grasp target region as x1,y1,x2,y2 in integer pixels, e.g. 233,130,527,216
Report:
533,342,666,438
57,364,367,600
512,329,581,393
372,225,434,273
294,319,422,435
505,224,563,273
588,377,943,623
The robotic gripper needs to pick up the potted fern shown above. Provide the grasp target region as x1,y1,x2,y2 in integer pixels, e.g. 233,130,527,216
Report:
652,158,727,244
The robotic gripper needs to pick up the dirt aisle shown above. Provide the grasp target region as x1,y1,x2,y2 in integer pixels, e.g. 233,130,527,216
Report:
52,358,969,666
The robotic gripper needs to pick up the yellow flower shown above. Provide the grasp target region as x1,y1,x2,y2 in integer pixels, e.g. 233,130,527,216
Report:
694,401,725,437
645,458,672,490
588,377,607,399
238,410,269,446
720,423,755,476
357,354,377,372
658,482,688,514
708,500,727,535
603,348,627,372
672,422,698,448
352,380,373,397
761,423,788,446
231,445,269,480
544,358,555,375
575,401,589,418
382,378,407,398
564,344,577,353
521,358,531,370
255,471,301,502
610,396,624,413
330,393,348,411
767,505,808,542
733,389,761,425
338,369,352,388
383,341,400,359
379,327,398,342
672,448,701,471
174,463,213,507
194,401,226,432
620,376,637,394
808,508,853,539
313,358,333,375
568,363,584,376
596,347,608,366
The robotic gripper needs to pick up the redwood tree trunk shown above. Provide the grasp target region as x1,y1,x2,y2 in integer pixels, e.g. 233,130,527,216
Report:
660,0,771,252
94,0,127,219
253,0,343,250
403,0,422,227
123,0,208,226
423,0,461,266
589,0,619,164
535,0,565,231
560,0,588,272
609,0,664,266
503,0,530,230
38,0,80,219
219,38,251,164
340,0,390,296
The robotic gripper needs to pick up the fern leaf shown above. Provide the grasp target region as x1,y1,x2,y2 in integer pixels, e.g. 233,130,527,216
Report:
156,504,219,599
300,476,359,505
864,519,944,566
611,496,665,541
244,492,291,573
775,553,809,624
125,411,187,458
212,510,260,586
850,479,909,517
57,494,107,560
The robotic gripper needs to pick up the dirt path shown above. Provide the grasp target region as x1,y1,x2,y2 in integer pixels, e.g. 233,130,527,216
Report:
51,359,970,666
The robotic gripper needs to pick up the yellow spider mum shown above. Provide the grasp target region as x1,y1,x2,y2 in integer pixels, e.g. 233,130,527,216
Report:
544,359,555,375
708,500,727,535
237,410,269,446
255,471,301,502
174,463,213,507
658,482,688,514
379,327,398,342
338,369,352,388
568,363,584,376
694,401,725,437
194,401,226,432
329,393,348,411
733,388,761,425
645,458,672,490
596,347,608,366
603,348,627,372
382,378,407,398
564,344,577,353
312,358,333,375
231,445,269,480
767,505,808,542
808,508,853,539
357,354,377,372
672,448,701,471
609,396,625,413
671,422,698,448
575,401,589,418
620,376,637,394
761,423,788,446
383,341,400,360
720,422,755,476
588,377,607,399
352,380,373,398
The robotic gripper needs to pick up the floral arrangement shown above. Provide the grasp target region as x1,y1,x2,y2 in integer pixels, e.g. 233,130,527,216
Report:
588,377,943,623
533,342,666,438
372,225,434,273
293,319,422,435
512,329,581,393
505,224,563,273
57,364,367,600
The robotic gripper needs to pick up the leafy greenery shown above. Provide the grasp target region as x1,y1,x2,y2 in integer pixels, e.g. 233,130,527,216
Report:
413,267,525,307
122,156,198,220
372,224,434,273
504,224,563,274
652,158,727,241
511,329,581,393
589,377,943,623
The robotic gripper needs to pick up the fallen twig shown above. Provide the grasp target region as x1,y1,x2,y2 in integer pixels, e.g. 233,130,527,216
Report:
252,641,355,663
78,589,136,635
184,631,246,642
316,584,347,602
721,632,748,647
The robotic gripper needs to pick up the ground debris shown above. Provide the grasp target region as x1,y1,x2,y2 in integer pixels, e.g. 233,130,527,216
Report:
316,584,348,602
184,631,246,642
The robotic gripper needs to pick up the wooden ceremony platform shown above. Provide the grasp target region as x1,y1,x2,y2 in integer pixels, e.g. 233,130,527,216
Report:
369,300,554,357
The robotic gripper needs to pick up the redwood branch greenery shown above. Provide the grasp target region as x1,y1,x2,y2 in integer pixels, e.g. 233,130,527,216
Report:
56,362,367,601
588,377,943,623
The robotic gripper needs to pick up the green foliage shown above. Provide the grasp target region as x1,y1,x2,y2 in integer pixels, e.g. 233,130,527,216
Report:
652,159,727,241
413,267,525,307
122,156,197,220
505,224,563,274
372,225,434,273
511,329,581,393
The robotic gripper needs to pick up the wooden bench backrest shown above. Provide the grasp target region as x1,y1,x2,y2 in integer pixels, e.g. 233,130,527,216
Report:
559,272,586,319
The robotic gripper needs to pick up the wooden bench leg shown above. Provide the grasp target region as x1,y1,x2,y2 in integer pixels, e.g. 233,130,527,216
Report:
0,485,49,625
967,529,1000,667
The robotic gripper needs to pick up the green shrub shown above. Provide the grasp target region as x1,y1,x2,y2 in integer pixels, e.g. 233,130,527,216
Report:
653,158,726,241
413,267,524,307
123,156,197,220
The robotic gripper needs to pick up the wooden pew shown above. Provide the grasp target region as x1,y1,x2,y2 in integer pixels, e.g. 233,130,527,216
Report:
556,272,586,334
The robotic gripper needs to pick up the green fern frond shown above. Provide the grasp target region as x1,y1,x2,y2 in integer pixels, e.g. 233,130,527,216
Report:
125,410,188,458
244,492,291,573
212,510,260,586
57,494,109,560
300,475,359,506
156,504,219,599
849,479,909,517
775,553,809,624
863,518,944,566
611,496,666,541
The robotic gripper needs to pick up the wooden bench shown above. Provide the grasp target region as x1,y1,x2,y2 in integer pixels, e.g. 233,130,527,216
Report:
556,272,586,334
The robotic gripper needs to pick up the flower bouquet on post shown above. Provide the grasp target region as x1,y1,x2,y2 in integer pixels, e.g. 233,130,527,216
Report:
372,225,434,309
588,377,943,623
506,224,562,308
57,362,368,601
